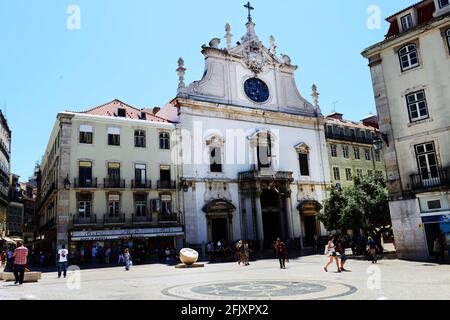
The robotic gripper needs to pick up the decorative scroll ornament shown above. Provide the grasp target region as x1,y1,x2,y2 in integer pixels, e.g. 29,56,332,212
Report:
225,23,232,49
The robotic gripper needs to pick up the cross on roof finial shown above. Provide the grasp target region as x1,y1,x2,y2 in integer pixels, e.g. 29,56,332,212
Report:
244,1,254,22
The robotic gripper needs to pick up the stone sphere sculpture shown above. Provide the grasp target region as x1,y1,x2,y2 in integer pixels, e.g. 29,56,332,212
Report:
179,248,199,265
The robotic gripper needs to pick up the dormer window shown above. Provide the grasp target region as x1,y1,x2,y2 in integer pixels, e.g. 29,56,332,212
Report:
398,44,419,72
117,108,126,117
438,0,449,9
400,14,413,31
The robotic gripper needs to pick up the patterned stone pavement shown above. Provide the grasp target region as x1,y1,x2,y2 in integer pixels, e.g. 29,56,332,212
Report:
1,255,450,300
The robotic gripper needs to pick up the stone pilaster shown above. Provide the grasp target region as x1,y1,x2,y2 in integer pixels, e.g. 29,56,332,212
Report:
368,54,403,199
56,113,73,249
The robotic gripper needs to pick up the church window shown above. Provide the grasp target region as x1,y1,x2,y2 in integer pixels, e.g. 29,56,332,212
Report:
244,78,270,103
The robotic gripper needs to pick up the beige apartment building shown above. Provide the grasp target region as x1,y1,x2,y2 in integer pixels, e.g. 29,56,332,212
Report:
35,100,183,262
362,0,450,260
325,112,386,190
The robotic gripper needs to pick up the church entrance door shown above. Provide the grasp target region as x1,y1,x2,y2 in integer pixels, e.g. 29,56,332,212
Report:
261,189,283,248
211,218,228,243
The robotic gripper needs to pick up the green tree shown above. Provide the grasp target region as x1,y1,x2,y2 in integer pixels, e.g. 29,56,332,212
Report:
319,172,391,239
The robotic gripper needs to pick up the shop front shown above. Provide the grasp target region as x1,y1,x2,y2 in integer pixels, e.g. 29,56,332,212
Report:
69,227,184,265
422,214,450,258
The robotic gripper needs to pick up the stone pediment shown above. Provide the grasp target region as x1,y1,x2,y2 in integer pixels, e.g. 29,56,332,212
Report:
177,20,319,117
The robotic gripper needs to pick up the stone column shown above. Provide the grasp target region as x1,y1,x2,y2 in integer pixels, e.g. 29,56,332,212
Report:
254,189,264,250
284,194,293,240
56,114,73,249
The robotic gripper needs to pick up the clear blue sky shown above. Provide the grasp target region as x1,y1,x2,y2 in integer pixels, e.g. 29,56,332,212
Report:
0,0,416,180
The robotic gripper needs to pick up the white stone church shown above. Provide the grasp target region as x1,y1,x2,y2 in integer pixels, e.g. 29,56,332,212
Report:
158,9,332,250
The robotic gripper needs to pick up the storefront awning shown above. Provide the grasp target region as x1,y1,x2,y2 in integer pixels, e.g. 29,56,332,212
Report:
71,227,184,242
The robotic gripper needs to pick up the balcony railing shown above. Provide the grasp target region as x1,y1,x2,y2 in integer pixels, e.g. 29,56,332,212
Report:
74,178,98,188
157,180,177,190
159,214,179,223
131,179,152,189
73,214,97,226
325,132,374,145
239,170,294,182
131,214,153,224
103,178,125,189
103,214,126,225
410,168,450,191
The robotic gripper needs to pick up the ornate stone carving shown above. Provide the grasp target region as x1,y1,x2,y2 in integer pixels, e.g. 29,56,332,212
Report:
269,35,277,55
209,38,221,49
311,84,321,114
224,23,232,49
281,54,292,65
176,58,187,92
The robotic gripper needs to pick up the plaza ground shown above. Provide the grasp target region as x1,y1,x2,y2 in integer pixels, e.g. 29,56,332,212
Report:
1,254,450,300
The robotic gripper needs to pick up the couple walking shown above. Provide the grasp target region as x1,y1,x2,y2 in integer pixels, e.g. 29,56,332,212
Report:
324,235,348,273
237,240,250,266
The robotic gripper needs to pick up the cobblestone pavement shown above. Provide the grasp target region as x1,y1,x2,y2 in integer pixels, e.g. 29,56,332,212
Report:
1,255,450,300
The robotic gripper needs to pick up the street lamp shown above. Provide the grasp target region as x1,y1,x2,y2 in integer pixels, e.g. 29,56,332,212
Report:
373,132,389,151
180,181,189,193
63,175,71,190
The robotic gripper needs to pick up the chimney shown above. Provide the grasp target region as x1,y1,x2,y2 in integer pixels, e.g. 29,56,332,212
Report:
326,112,344,120
152,107,161,115
361,114,379,129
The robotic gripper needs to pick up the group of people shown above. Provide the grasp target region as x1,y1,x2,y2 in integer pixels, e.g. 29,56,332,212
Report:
0,242,29,285
207,239,254,263
323,234,384,273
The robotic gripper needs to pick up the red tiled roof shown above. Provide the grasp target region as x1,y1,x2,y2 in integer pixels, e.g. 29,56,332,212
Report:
325,117,378,131
69,99,172,123
385,0,431,21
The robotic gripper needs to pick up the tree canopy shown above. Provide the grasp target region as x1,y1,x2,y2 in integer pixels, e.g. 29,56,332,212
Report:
318,172,391,236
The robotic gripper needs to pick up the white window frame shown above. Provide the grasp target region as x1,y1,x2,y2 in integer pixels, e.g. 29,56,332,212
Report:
400,14,413,31
438,0,449,9
342,145,349,159
330,144,338,158
406,90,429,122
398,44,419,72
333,167,341,181
345,168,352,181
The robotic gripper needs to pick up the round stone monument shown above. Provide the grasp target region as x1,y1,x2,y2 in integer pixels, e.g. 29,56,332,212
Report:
179,248,199,265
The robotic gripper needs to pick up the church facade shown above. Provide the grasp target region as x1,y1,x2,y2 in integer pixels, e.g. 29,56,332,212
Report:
165,15,331,249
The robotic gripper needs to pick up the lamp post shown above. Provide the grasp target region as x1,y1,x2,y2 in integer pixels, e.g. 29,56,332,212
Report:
373,132,389,151
63,175,71,190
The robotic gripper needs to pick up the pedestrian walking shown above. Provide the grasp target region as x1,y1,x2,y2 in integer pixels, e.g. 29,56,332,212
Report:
433,237,445,264
367,237,378,263
337,235,349,272
237,240,244,265
124,248,132,271
57,245,69,278
243,241,250,266
105,247,111,264
324,235,340,273
91,246,97,264
0,249,6,270
274,238,288,269
13,242,28,285
4,246,14,272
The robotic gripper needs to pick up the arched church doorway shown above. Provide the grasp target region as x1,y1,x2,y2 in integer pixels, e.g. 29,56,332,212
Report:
202,199,236,243
261,189,283,248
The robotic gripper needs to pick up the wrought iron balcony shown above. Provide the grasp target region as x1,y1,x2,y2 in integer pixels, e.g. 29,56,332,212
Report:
325,132,374,145
159,213,181,224
103,214,126,225
73,214,97,226
131,179,152,189
410,168,450,191
103,178,125,189
239,170,294,182
74,178,98,189
131,214,153,224
157,180,177,190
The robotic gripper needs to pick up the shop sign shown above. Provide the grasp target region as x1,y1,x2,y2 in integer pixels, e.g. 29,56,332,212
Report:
71,227,183,241
422,214,450,224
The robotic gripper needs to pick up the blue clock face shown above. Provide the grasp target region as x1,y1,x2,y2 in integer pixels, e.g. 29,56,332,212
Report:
244,78,269,103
